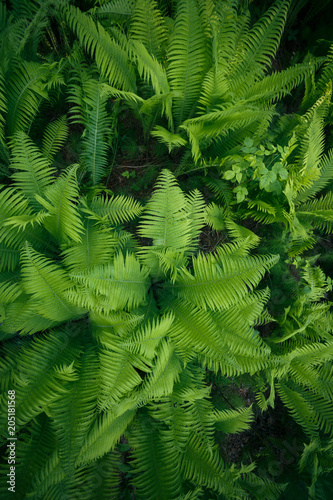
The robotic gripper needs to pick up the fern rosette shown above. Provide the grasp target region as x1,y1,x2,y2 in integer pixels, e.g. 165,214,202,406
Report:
0,149,284,498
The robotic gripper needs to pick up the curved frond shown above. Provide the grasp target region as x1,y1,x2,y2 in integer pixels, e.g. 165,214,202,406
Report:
63,5,136,92
213,405,254,434
61,220,118,271
0,330,80,431
35,165,84,244
129,0,167,61
42,116,69,163
49,345,98,479
167,0,210,127
229,0,289,93
6,60,49,135
21,242,81,322
84,192,143,225
129,414,182,500
297,192,333,233
10,132,54,206
138,169,195,252
68,252,150,312
150,125,187,153
76,402,136,467
295,149,333,204
171,246,279,311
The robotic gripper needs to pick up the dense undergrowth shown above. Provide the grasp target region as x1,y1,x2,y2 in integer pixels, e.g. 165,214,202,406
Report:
0,0,333,499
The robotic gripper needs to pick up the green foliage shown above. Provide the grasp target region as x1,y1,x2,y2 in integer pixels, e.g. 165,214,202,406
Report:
0,164,283,498
0,1,333,498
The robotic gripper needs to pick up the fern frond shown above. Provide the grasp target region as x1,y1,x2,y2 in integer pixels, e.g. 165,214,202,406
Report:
116,313,174,358
204,202,226,230
182,106,275,163
69,252,150,311
96,0,134,23
277,381,333,437
35,165,84,244
243,61,318,104
77,79,112,184
229,0,289,94
129,412,182,500
0,330,80,431
6,59,49,135
298,112,325,174
61,220,118,271
49,345,98,479
295,149,333,204
297,192,333,233
150,125,187,153
97,338,148,409
76,401,136,467
0,69,7,140
180,434,232,496
83,193,143,225
138,169,192,251
129,0,167,62
172,246,279,311
63,5,136,92
213,405,254,434
0,294,59,336
167,0,209,127
21,242,81,322
42,116,68,163
166,296,238,367
0,186,51,270
10,132,54,207
136,339,182,403
100,82,144,104
185,189,206,253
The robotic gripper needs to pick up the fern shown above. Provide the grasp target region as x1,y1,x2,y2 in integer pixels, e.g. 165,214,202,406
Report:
129,0,167,62
35,165,84,243
63,4,137,92
10,131,54,206
167,0,210,128
42,116,69,163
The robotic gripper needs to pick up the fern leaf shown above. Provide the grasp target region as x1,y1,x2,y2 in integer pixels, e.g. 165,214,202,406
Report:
10,132,54,207
129,0,167,61
167,0,209,127
6,60,48,135
295,149,333,204
35,165,84,244
97,336,149,409
180,434,230,495
213,405,254,434
21,242,80,322
79,79,111,184
116,313,174,358
42,116,69,163
96,0,134,24
63,5,136,92
172,246,279,311
49,345,98,480
69,252,149,311
84,192,143,225
0,69,7,140
129,412,182,500
229,0,289,94
76,402,136,467
138,169,192,251
150,125,187,153
136,339,182,403
0,330,80,430
61,220,118,271
297,192,333,233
